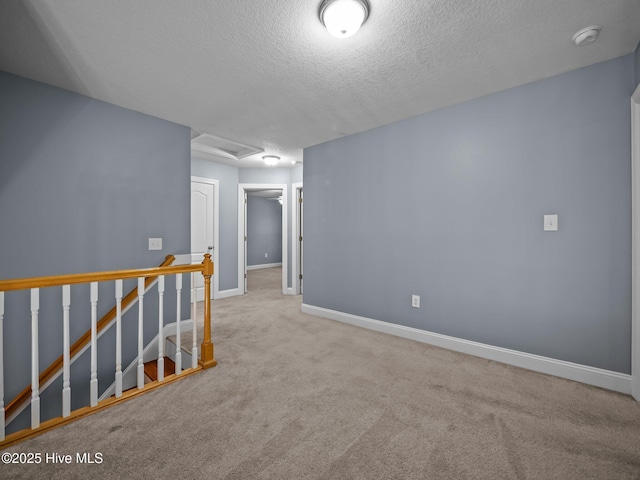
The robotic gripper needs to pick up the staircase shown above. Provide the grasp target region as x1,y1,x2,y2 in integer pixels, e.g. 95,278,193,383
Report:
0,254,217,448
143,357,176,383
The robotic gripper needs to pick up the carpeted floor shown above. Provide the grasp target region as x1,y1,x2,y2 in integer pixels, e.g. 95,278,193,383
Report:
3,267,640,479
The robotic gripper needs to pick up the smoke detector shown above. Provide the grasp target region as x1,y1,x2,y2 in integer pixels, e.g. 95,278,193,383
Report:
572,26,601,46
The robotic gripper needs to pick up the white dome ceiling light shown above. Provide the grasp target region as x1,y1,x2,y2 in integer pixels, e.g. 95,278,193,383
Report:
572,26,602,46
263,155,280,166
319,0,370,39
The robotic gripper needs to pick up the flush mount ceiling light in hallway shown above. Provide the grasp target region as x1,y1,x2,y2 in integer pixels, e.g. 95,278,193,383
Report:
319,0,370,38
263,155,280,166
572,26,602,46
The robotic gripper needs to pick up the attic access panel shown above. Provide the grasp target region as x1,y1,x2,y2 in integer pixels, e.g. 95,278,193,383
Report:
191,133,263,160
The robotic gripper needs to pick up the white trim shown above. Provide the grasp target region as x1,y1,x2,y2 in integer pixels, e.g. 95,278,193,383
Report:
191,176,220,300
172,253,192,265
247,262,282,271
238,183,288,295
164,336,193,366
238,187,244,293
301,304,632,395
162,319,194,338
631,84,640,400
99,319,194,401
291,182,303,295
217,288,241,299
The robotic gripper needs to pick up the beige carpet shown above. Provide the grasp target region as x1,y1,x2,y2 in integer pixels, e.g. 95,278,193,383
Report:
3,267,640,479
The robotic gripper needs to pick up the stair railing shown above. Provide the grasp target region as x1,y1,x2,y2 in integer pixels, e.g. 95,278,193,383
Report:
0,253,216,447
4,255,177,425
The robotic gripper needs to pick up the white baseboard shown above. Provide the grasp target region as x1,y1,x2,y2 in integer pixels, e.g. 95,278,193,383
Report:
286,287,294,295
163,319,193,337
301,304,632,395
217,288,241,299
247,262,282,271
99,318,195,401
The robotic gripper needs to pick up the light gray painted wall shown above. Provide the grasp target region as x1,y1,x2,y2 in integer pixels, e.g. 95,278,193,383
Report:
247,196,283,266
239,168,290,185
303,54,634,374
0,71,191,432
291,164,303,184
191,158,239,291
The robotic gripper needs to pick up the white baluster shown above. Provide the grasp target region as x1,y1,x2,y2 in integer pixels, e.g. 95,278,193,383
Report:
157,276,165,382
175,273,182,375
90,282,98,407
62,285,71,417
137,278,145,389
115,280,123,398
0,291,5,441
31,288,40,429
191,272,198,370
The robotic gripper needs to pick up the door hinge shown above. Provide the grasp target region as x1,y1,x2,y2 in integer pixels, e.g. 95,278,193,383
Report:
244,236,247,241
244,273,247,279
299,274,303,280
299,197,303,203
299,236,303,242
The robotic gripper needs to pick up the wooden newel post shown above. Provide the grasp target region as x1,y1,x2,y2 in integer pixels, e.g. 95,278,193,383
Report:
200,254,217,369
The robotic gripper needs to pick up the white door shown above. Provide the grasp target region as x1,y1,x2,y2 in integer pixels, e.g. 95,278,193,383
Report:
191,181,214,302
244,191,248,293
298,188,303,294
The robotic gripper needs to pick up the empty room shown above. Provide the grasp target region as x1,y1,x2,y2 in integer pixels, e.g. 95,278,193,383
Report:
1,1,640,478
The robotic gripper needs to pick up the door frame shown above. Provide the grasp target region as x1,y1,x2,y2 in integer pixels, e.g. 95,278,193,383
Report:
631,84,640,401
291,182,303,295
238,183,288,295
191,176,220,300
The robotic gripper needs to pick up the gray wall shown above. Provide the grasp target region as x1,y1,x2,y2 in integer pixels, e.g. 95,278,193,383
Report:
291,164,303,184
303,54,634,374
0,71,191,432
239,168,291,185
247,195,283,266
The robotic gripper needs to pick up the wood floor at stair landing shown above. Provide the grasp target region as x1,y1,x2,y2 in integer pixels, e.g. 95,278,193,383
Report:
143,357,176,382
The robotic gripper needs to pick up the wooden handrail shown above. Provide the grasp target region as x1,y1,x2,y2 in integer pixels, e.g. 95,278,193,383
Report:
0,257,205,292
4,255,183,421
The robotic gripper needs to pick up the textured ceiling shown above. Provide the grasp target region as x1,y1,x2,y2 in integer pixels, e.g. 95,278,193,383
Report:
1,0,639,168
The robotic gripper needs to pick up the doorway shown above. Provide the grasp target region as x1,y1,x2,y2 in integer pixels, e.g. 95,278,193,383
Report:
191,176,219,300
632,84,640,401
238,183,288,294
291,182,303,295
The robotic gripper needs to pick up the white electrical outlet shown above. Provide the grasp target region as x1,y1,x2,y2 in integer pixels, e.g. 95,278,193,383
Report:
412,295,420,308
148,237,163,251
265,253,268,258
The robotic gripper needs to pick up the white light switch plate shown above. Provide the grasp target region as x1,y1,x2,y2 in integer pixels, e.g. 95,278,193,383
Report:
411,295,420,308
543,215,558,231
148,237,163,250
